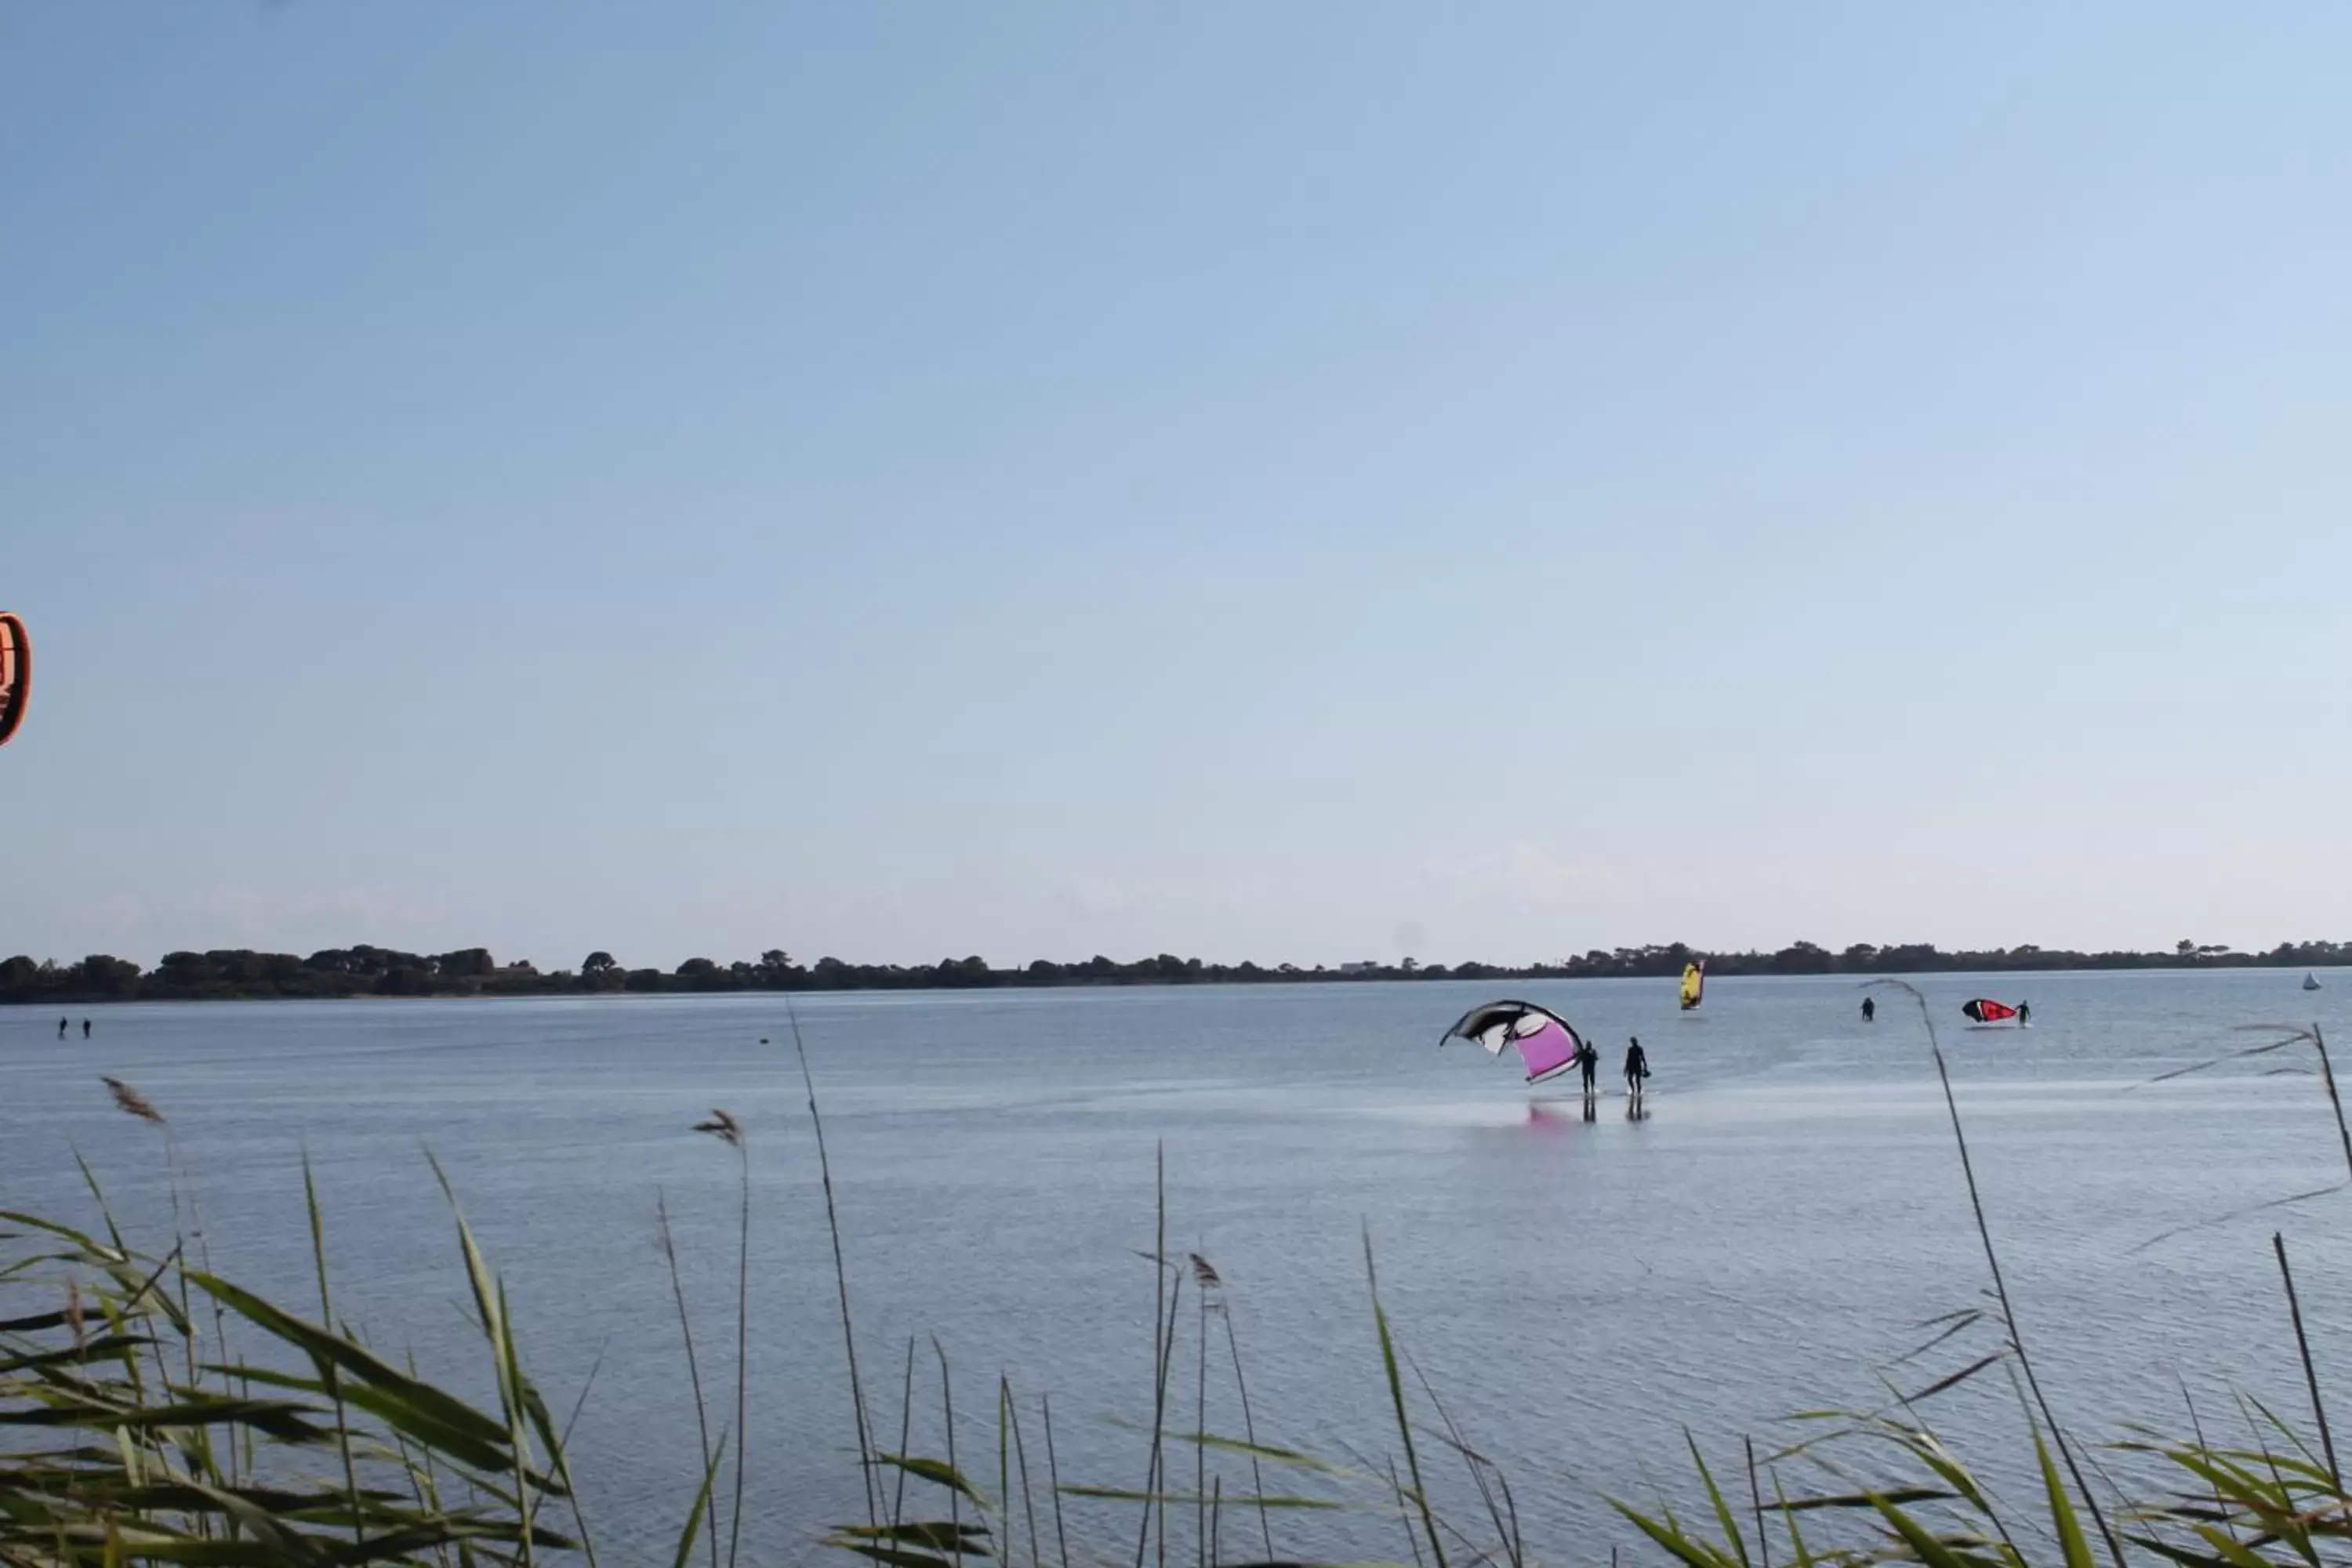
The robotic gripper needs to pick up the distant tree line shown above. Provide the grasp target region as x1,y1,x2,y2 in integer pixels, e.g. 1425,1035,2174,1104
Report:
1,937,2347,1005
1553,938,2352,977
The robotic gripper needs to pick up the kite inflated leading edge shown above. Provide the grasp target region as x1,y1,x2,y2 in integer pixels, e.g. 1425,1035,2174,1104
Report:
0,612,29,748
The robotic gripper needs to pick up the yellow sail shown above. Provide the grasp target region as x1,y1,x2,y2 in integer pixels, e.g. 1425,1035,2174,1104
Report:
1678,960,1704,1010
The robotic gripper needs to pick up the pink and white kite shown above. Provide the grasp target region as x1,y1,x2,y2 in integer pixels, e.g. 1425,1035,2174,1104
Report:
1440,1000,1588,1084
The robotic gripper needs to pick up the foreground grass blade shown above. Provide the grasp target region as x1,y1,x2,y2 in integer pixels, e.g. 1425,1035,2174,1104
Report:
1606,1498,1740,1568
1867,1490,1987,1568
1686,1432,1750,1568
1058,1487,1345,1512
1769,1468,1815,1568
673,1434,730,1568
426,1154,538,1566
303,1156,367,1557
831,1524,996,1550
187,1276,515,1465
1363,1230,1445,1568
873,1454,988,1506
2031,1420,2096,1568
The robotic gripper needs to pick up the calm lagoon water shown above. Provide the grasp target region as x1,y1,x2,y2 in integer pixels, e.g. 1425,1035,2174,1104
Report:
4,971,2349,1560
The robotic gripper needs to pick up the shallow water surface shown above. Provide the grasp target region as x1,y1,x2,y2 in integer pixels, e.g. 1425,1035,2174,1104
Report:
3,971,2347,1559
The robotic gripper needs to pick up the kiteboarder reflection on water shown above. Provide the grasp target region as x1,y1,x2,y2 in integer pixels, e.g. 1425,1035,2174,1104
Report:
1624,1036,1650,1102
1860,996,1875,1023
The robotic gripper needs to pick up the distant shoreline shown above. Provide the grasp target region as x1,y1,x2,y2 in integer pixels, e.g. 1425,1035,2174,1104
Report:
2,940,2341,1006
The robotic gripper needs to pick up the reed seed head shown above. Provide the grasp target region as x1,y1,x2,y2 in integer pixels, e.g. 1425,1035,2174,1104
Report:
100,1076,165,1124
694,1109,744,1147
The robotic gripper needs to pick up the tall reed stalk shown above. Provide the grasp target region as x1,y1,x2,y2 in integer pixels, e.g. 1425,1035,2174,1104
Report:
1190,1255,1214,1568
657,1189,721,1568
303,1152,365,1549
1218,1291,1274,1559
778,1013,884,1530
692,1108,750,1568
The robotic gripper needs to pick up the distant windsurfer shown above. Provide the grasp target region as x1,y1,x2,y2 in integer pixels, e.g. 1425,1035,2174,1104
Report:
1577,1039,1599,1096
1860,996,1875,1023
1624,1037,1650,1099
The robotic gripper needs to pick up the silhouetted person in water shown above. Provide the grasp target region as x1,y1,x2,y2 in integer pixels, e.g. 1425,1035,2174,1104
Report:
56,1016,67,1039
1860,996,1875,1022
82,1018,91,1039
2016,1000,2031,1025
1577,1038,1599,1097
1624,1037,1650,1099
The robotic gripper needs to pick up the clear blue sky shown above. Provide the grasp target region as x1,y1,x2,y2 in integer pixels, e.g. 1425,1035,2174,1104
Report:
5,4,2349,971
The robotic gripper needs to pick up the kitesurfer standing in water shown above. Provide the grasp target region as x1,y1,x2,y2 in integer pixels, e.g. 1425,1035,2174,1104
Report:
1576,1037,1599,1098
1624,1036,1650,1101
1860,996,1875,1023
2017,1000,2031,1025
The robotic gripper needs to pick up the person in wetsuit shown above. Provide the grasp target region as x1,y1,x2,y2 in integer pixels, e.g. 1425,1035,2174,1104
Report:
82,1018,91,1039
1860,996,1875,1022
2016,1000,2031,1025
1624,1036,1650,1099
1577,1038,1599,1096
56,1016,67,1039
